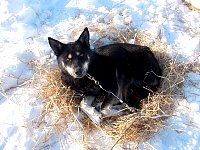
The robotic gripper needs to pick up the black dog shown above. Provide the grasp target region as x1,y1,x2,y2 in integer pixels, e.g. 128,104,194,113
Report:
48,28,162,123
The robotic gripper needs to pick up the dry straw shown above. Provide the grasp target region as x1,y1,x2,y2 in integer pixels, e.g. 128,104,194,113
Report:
32,25,191,149
182,0,200,12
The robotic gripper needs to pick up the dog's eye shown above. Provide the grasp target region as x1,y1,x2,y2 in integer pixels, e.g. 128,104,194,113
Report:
76,52,80,56
67,53,72,60
76,52,83,57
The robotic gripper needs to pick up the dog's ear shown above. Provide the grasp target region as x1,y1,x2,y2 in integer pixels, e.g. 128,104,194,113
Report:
48,37,64,56
77,27,90,48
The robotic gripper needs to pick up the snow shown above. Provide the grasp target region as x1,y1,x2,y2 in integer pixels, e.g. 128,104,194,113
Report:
0,0,200,149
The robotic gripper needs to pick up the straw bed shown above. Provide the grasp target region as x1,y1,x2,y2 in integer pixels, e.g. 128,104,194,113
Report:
105,95,174,146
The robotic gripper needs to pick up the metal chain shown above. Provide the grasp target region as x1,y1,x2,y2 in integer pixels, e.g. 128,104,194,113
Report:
86,73,137,113
86,73,124,104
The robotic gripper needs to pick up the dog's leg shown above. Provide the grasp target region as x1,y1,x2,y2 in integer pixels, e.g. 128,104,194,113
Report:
81,96,94,106
97,93,125,116
116,69,130,104
96,70,129,116
95,70,133,117
100,79,128,116
98,93,117,109
80,96,102,125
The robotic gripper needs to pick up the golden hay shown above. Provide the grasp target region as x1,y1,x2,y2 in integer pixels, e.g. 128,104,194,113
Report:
182,0,200,12
104,95,174,147
32,63,83,132
32,27,191,149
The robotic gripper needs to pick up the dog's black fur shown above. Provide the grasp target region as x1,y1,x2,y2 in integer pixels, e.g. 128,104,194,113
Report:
48,27,162,112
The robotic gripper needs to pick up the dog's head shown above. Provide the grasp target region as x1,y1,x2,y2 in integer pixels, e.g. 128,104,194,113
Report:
48,28,92,78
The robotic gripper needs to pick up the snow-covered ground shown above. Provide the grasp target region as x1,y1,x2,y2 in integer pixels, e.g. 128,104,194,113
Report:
0,0,200,149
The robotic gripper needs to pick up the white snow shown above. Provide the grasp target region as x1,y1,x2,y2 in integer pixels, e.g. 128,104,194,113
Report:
0,0,200,149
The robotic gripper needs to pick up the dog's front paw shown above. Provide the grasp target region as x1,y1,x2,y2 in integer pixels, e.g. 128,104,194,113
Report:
101,107,124,117
80,100,102,125
83,107,102,125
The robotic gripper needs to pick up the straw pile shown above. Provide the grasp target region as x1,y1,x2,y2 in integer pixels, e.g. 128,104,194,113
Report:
33,27,190,148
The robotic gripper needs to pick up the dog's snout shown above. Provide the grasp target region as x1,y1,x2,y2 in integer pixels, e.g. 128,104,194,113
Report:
75,68,83,76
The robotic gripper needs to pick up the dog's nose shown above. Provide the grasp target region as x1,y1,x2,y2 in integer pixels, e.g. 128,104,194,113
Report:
75,68,83,76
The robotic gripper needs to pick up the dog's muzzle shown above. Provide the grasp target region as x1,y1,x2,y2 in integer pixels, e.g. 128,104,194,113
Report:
74,68,86,78
62,61,89,78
